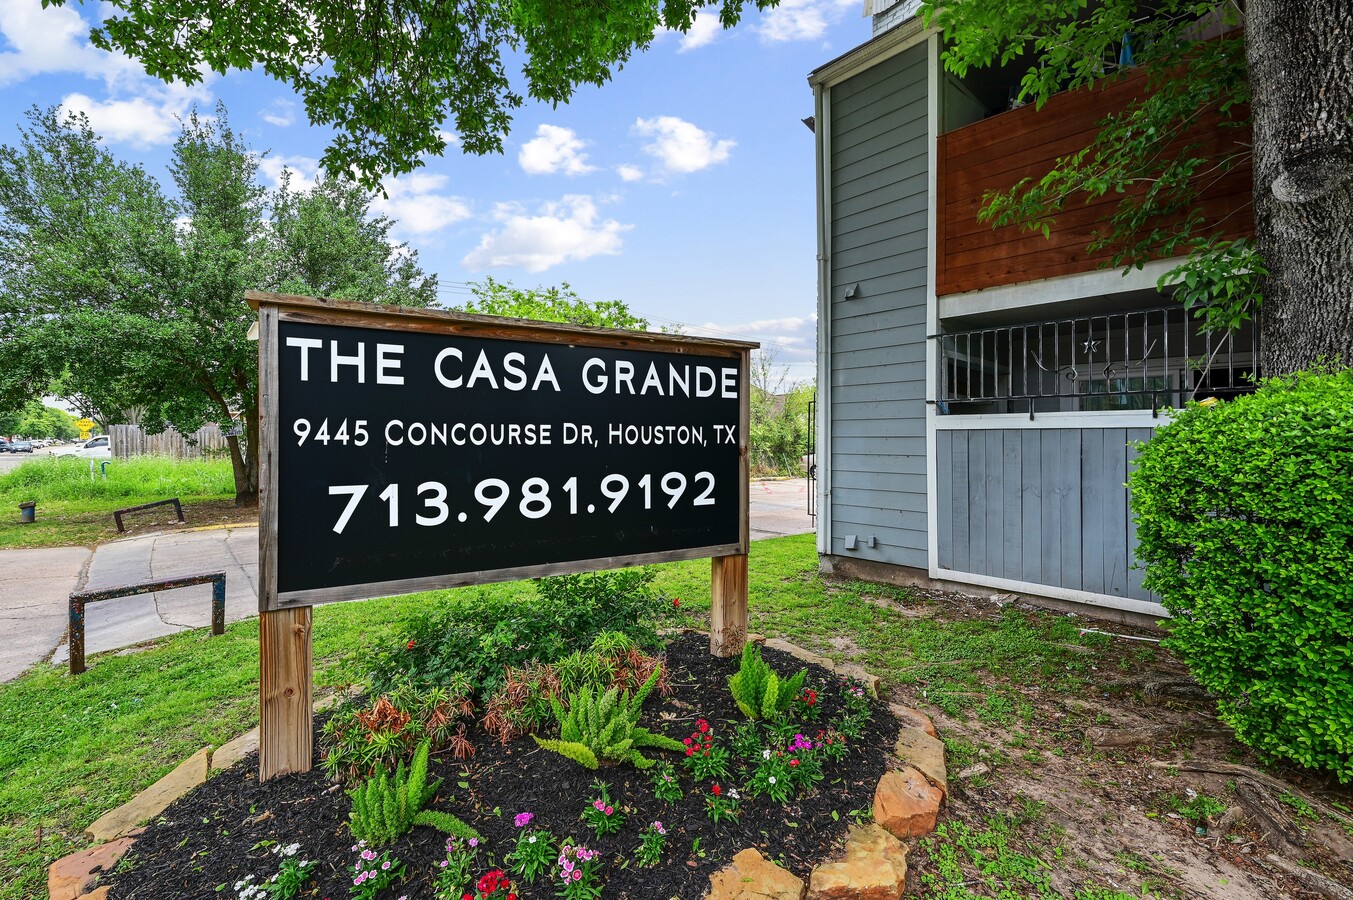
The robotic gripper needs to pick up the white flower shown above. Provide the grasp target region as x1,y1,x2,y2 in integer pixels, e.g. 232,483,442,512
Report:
529,835,537,844
768,776,778,784
762,749,771,759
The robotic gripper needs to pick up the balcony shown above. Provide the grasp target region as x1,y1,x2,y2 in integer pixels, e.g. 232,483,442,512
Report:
936,71,1254,297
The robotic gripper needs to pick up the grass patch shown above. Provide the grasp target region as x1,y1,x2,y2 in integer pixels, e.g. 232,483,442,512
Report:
0,533,1123,900
0,456,236,548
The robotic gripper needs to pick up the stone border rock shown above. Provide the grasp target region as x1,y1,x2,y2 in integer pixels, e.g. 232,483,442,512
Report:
50,695,336,900
707,636,948,900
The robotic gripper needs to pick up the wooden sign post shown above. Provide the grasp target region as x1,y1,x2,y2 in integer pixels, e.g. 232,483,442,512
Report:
250,292,753,781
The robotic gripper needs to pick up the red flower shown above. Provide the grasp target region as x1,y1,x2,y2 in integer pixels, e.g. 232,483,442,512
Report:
790,758,800,767
697,719,709,733
683,737,693,746
711,784,722,796
673,597,680,607
406,639,416,650
686,748,694,757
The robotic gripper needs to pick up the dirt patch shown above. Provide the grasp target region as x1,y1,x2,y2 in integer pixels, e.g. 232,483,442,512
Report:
112,499,257,537
893,596,1353,899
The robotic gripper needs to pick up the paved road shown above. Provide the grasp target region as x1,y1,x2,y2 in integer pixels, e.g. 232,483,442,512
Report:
0,479,814,682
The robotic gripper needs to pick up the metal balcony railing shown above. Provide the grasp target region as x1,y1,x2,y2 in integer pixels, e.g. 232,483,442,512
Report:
935,305,1259,415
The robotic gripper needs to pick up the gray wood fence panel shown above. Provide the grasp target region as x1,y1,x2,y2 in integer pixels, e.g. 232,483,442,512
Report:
935,426,1157,604
1080,429,1107,594
1057,429,1084,590
827,42,929,569
109,423,229,459
1125,428,1153,598
967,431,987,574
1102,429,1129,596
937,430,953,570
949,431,967,571
1021,430,1043,584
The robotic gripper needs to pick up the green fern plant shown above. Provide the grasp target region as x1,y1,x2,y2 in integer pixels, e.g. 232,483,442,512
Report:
532,667,684,769
728,642,808,721
347,740,480,846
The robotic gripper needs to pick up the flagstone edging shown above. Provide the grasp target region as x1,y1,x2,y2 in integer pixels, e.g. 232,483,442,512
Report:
707,636,947,900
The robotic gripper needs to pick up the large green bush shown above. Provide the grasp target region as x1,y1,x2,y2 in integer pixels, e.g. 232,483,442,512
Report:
366,568,668,696
1130,368,1353,782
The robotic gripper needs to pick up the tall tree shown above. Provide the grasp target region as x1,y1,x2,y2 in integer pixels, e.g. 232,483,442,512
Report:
47,0,777,187
923,0,1352,375
453,278,652,330
0,106,437,503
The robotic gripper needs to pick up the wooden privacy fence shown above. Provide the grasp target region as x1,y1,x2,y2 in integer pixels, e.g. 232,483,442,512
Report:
108,424,231,459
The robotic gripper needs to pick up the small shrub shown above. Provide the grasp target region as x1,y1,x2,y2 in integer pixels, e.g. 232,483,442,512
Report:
321,678,475,780
532,667,684,769
368,568,669,697
1130,368,1353,782
347,740,479,845
727,642,807,721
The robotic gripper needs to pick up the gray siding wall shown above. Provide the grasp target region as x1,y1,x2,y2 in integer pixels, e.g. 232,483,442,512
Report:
827,43,929,568
935,427,1155,602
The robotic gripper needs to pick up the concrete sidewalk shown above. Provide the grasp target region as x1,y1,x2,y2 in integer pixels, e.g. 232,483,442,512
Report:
0,479,814,682
47,526,260,668
0,546,90,682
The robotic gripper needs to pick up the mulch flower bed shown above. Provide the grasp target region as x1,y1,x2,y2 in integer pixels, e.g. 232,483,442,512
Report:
102,633,898,899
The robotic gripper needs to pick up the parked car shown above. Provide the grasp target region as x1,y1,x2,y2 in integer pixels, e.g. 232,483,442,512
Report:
10,441,33,453
0,439,11,453
76,435,112,459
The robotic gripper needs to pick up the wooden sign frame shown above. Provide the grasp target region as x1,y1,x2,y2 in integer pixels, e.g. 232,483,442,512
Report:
248,291,755,780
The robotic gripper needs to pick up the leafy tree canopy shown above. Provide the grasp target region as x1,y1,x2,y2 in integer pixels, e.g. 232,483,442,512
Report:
453,278,652,331
922,1,1257,333
48,0,778,187
0,104,436,501
0,401,78,440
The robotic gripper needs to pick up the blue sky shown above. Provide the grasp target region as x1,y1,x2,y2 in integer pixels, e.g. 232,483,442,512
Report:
0,0,882,385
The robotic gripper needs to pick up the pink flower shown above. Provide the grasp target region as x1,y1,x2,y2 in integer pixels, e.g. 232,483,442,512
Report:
514,811,534,828
573,869,583,881
593,799,605,811
604,805,613,815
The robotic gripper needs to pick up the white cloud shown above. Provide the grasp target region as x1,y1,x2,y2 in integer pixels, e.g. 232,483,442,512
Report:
0,0,140,87
633,116,735,175
59,80,211,149
518,124,597,176
371,172,472,234
756,0,855,43
3,0,218,148
260,98,296,127
438,130,462,147
462,195,631,273
678,14,723,52
616,164,645,183
257,154,320,192
689,313,818,384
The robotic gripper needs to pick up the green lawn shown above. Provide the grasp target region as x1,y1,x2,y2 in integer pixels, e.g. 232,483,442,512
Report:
0,456,236,548
0,533,1122,900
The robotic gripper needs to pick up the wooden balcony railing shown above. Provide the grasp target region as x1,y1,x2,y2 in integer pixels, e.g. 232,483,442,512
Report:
936,72,1254,297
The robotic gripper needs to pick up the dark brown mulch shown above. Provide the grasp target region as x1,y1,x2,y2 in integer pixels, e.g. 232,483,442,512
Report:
102,633,899,899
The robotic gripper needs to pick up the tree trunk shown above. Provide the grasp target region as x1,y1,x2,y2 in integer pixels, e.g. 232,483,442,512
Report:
1248,0,1353,375
227,400,260,507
